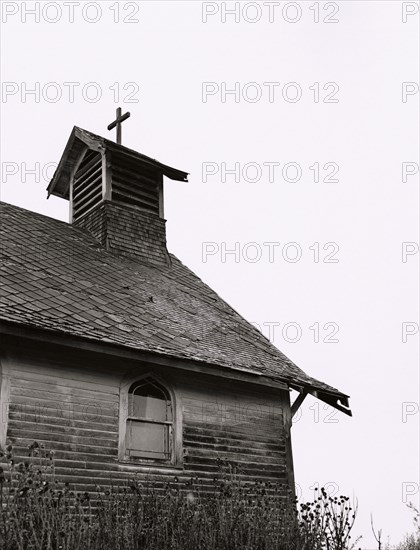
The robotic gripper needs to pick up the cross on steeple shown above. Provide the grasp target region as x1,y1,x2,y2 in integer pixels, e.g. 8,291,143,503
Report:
107,107,131,145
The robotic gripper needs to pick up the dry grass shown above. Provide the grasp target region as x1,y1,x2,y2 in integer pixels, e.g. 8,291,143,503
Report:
386,504,420,550
0,441,360,550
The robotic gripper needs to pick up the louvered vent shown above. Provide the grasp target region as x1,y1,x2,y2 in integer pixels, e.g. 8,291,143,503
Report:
72,150,103,221
111,152,160,215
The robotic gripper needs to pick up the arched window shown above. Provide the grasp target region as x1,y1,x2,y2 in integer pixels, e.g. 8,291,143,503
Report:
125,377,174,461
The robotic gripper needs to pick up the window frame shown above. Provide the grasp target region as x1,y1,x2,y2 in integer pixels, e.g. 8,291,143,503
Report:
118,372,183,468
0,353,11,450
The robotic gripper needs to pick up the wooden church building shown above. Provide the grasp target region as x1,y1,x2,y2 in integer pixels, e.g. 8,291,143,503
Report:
0,121,351,495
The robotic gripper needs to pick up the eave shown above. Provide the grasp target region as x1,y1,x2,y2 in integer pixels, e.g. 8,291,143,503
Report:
0,320,287,391
290,384,352,418
0,319,351,417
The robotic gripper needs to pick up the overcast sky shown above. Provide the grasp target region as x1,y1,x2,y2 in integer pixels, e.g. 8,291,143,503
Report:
1,0,419,546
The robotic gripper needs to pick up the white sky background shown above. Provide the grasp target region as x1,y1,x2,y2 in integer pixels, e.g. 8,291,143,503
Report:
0,0,419,545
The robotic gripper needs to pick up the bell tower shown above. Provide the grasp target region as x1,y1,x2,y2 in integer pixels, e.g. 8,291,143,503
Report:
47,124,188,266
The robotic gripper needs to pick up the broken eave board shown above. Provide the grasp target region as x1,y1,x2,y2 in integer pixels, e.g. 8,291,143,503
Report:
289,382,352,417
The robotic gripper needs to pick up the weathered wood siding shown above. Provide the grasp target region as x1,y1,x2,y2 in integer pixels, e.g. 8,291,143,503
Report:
1,341,292,496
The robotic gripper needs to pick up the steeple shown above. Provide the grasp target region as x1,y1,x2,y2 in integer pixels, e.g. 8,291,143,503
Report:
47,126,188,266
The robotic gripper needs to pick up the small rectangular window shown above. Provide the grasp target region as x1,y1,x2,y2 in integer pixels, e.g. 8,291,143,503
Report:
126,420,170,459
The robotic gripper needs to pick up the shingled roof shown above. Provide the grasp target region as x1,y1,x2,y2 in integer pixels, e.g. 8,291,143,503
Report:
0,201,351,413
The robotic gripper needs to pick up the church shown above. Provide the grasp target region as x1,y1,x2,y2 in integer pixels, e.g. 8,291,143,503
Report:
0,114,351,495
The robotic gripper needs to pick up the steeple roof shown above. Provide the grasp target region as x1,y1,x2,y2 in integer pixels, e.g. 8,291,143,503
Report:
47,126,188,200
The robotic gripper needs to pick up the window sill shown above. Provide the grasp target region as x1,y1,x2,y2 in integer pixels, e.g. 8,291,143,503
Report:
117,459,184,473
